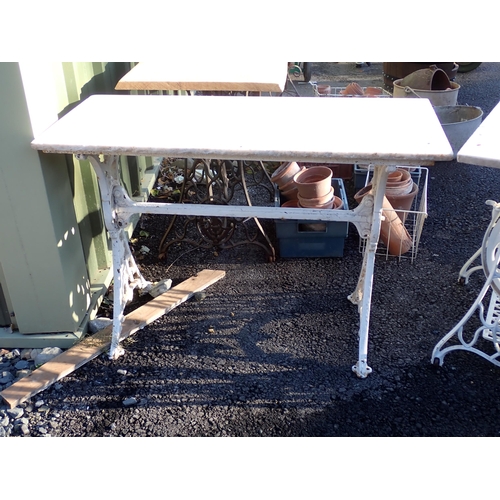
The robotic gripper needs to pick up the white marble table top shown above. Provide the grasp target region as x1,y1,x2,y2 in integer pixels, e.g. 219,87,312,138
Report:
458,100,500,168
115,61,287,93
31,94,453,164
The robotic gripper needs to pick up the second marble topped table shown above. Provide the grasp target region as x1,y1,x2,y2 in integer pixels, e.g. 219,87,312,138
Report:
115,61,289,257
115,61,287,94
32,94,453,377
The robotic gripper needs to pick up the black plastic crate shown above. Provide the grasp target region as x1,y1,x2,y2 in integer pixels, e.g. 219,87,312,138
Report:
274,178,349,258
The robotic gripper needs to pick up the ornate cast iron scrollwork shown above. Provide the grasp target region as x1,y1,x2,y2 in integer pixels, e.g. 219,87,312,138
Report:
157,158,275,262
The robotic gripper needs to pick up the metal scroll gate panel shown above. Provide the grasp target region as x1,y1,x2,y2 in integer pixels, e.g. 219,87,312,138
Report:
0,62,158,348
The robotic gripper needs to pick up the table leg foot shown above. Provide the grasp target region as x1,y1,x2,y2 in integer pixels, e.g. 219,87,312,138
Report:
109,345,125,360
83,153,152,360
352,360,372,378
108,228,152,360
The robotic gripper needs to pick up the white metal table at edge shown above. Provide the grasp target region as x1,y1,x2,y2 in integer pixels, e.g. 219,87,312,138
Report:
431,99,500,368
31,94,453,378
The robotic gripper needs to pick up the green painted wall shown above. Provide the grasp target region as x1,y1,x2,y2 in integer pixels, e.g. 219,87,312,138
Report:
0,62,156,346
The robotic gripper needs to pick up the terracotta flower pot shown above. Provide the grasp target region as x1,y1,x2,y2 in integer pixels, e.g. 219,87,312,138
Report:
297,186,334,208
354,187,413,256
341,82,364,96
386,182,419,222
316,84,331,96
279,177,295,192
271,161,301,188
354,185,374,205
293,166,333,199
379,198,413,256
278,166,306,201
281,199,300,208
278,168,305,192
386,180,413,197
385,168,413,195
357,168,418,221
354,170,414,199
281,186,299,201
364,87,384,97
298,197,335,210
387,170,404,183
332,195,344,210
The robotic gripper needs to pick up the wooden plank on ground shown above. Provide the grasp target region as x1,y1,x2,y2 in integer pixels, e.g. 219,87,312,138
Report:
0,269,225,409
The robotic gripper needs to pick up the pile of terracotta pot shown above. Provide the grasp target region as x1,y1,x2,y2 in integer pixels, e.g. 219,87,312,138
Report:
271,162,343,209
315,82,385,97
354,168,418,221
354,167,419,255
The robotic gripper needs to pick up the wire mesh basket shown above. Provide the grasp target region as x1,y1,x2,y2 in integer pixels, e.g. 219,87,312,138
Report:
356,166,428,263
312,84,392,98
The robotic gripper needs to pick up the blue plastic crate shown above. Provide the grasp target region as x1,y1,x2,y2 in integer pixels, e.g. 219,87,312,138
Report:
277,234,347,258
274,178,349,258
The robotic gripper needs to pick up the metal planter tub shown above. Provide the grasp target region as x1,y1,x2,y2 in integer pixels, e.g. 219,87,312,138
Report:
392,79,460,106
434,105,484,158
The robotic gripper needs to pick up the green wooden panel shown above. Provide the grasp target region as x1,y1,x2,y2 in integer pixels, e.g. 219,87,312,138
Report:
0,62,157,346
61,62,79,106
0,63,90,335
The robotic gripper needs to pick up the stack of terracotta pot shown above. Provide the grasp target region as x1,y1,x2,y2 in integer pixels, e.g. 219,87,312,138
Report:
271,163,343,209
271,162,304,206
340,82,385,97
354,168,418,222
294,166,343,209
353,168,419,255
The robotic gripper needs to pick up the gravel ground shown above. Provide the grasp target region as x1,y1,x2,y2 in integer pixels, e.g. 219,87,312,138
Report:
2,63,500,476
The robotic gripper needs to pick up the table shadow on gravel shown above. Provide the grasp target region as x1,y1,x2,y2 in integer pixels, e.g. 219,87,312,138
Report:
46,286,362,410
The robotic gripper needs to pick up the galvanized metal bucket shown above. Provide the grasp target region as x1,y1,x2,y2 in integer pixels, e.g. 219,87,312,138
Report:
383,62,459,91
392,79,460,106
433,105,483,158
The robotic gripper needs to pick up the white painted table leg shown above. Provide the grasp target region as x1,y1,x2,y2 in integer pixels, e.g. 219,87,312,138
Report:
82,154,151,359
108,224,152,359
109,228,128,359
349,165,390,377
